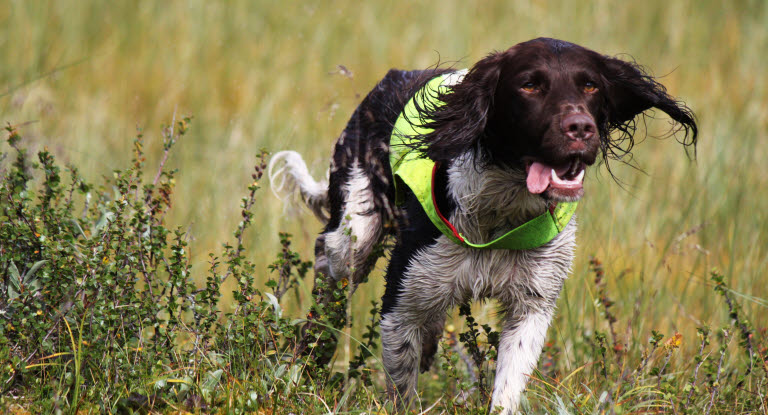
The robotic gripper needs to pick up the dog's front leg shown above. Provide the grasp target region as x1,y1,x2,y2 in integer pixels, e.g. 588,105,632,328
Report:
491,309,553,414
380,312,423,407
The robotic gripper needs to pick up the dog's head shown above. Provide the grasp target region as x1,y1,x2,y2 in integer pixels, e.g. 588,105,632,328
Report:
423,38,698,202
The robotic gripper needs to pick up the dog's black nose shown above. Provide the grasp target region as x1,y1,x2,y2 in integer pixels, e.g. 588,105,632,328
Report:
562,113,596,141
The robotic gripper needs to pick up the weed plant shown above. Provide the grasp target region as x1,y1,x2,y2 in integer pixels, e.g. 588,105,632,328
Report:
2,122,766,413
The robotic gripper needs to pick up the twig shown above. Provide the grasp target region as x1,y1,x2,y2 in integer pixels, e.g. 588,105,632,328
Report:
684,328,710,410
153,109,176,186
705,331,727,415
221,152,265,284
446,330,479,385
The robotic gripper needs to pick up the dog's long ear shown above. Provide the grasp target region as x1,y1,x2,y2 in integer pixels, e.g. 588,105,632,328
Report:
422,51,506,162
600,56,698,158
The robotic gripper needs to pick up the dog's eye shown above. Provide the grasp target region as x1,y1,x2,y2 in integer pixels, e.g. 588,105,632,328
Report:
583,81,597,93
521,82,538,92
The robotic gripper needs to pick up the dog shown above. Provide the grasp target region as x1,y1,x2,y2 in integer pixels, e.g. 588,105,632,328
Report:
268,37,697,413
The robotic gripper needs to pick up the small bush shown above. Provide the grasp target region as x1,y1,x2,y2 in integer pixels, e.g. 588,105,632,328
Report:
1,121,766,414
0,120,366,413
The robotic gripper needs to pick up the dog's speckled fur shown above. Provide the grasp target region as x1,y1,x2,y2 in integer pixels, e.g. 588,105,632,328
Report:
269,38,697,414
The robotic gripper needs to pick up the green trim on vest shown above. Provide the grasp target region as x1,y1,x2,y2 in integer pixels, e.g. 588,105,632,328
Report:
389,72,578,250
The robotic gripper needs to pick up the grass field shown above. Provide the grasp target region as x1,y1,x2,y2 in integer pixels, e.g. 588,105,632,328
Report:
2,0,767,413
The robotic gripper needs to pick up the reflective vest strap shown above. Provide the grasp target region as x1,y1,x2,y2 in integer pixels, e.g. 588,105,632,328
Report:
389,72,578,250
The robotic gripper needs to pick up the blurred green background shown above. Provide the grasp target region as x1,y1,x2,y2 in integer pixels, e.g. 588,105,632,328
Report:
2,0,766,353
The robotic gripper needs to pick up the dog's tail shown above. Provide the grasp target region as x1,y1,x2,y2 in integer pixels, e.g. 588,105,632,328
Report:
268,150,330,224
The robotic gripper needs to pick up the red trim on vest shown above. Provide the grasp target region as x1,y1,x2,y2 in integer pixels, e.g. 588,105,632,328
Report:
548,202,557,218
431,162,465,243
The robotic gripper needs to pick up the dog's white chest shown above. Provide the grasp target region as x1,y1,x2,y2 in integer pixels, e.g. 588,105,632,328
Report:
402,219,577,310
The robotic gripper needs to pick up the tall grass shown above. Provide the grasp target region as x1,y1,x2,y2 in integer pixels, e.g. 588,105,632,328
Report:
1,0,767,411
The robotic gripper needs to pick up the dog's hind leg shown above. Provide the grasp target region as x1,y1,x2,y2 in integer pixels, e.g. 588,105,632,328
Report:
323,162,384,285
296,162,385,365
293,231,349,366
313,234,331,279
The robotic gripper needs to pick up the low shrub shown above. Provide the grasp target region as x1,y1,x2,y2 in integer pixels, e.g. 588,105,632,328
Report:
1,120,765,414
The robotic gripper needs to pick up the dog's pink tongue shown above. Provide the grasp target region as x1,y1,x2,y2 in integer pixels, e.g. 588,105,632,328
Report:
526,162,551,194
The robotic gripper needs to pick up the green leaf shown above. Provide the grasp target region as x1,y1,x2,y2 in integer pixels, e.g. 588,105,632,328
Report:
202,368,223,391
274,363,286,378
179,376,193,393
24,260,47,283
70,219,87,239
93,210,114,235
264,292,282,318
8,261,21,300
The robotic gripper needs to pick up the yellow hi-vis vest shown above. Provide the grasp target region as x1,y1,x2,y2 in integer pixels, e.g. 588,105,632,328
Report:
389,71,577,250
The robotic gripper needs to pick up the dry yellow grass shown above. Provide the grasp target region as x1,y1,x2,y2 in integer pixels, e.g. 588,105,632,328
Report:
2,0,766,343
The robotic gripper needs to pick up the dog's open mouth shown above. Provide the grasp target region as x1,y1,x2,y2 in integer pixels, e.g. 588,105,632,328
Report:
526,159,586,199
